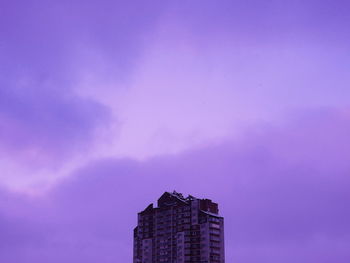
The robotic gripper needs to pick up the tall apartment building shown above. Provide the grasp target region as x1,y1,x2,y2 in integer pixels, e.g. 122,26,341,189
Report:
133,191,225,263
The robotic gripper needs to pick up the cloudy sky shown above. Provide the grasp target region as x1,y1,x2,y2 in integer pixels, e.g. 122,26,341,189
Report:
0,0,350,262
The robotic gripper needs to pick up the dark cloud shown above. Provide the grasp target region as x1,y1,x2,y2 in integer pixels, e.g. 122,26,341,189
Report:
0,109,349,262
0,0,166,163
0,87,110,164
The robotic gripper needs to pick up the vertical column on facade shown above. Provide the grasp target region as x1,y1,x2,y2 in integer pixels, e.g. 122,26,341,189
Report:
170,205,173,262
154,209,158,263
176,231,185,263
142,238,153,263
191,199,199,225
220,218,225,263
200,221,210,263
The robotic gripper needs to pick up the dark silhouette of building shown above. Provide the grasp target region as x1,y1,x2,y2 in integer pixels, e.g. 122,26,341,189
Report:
133,191,225,263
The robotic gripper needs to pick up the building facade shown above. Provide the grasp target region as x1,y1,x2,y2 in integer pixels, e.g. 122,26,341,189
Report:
133,191,225,263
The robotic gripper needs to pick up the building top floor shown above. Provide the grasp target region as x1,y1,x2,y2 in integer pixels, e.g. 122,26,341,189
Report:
139,191,220,217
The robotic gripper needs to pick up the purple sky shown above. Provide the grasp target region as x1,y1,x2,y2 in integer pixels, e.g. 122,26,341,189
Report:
1,0,350,262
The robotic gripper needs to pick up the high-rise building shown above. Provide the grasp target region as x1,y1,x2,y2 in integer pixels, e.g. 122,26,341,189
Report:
133,191,225,263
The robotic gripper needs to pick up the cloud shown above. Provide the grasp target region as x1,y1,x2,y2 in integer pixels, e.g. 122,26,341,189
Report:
0,0,167,165
110,0,350,159
0,87,111,164
1,0,350,173
0,108,349,262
